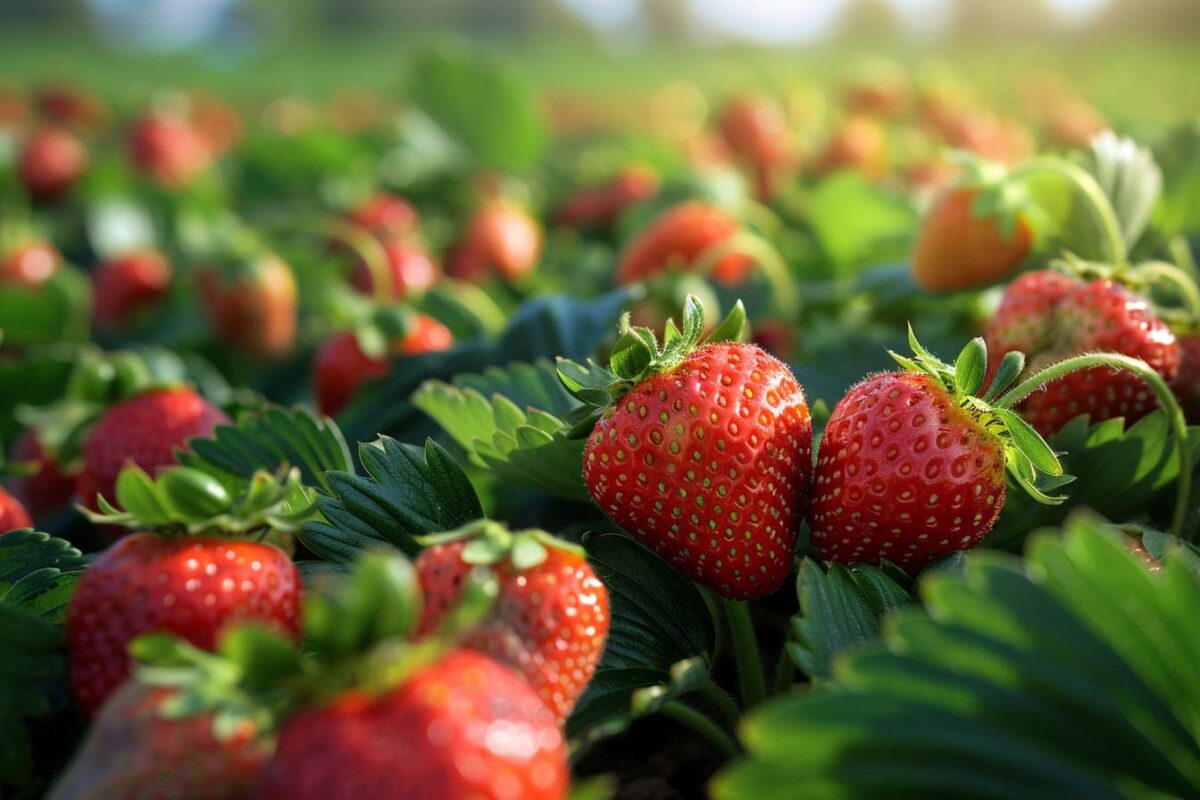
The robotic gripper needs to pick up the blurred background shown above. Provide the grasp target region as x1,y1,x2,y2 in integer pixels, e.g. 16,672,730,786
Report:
1,0,1198,129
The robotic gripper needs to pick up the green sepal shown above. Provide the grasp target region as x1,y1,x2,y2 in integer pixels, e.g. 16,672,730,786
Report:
303,550,424,658
982,351,1026,401
954,338,987,397
702,300,750,346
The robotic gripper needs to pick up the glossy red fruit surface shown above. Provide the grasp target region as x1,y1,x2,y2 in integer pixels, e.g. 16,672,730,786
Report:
417,540,609,724
65,533,301,716
616,202,751,287
584,342,813,599
255,649,568,800
809,371,1007,573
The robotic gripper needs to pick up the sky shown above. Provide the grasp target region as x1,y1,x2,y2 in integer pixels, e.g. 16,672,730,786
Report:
567,0,1111,43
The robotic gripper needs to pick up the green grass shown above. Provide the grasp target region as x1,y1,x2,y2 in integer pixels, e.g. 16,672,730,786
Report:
1,30,1197,131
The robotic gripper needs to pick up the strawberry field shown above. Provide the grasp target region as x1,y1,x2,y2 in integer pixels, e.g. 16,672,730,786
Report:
1,17,1200,800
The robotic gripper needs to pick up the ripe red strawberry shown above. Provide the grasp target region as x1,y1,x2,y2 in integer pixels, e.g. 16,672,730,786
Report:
566,299,813,599
816,116,889,180
66,533,301,715
718,96,789,167
349,236,439,300
984,271,1179,437
36,82,108,134
197,255,298,358
126,113,212,189
912,186,1033,292
553,164,659,230
18,125,89,202
1170,335,1200,424
186,90,244,158
48,680,268,799
347,192,419,239
254,648,568,800
616,202,752,287
78,387,228,515
92,249,172,328
313,314,454,416
0,239,61,288
10,430,76,522
446,200,542,282
0,486,32,533
809,333,1063,573
416,525,609,723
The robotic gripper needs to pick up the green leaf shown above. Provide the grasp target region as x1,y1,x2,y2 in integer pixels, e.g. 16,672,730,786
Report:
414,361,590,501
1086,131,1162,249
304,552,423,657
988,411,1200,550
954,338,987,397
410,47,546,170
302,438,483,563
0,531,85,788
179,405,354,495
1154,119,1200,236
714,516,1200,799
789,560,913,683
608,331,656,381
806,173,916,274
566,533,716,740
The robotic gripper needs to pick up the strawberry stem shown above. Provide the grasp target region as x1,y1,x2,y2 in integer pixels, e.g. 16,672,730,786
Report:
1132,261,1200,320
773,645,796,693
723,599,767,709
1010,157,1127,269
659,701,742,757
690,230,798,317
1168,234,1197,275
257,215,394,303
697,678,742,726
993,353,1192,540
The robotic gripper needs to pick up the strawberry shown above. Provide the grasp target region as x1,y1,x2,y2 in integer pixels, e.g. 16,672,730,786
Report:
36,82,108,134
1170,335,1200,424
0,238,61,288
844,71,911,118
10,429,76,522
984,271,1179,437
817,116,889,180
78,387,228,516
911,186,1032,292
349,236,439,300
553,164,659,230
48,680,268,800
0,486,32,533
254,648,568,800
126,113,213,189
810,331,1064,573
616,202,752,287
347,192,419,239
313,314,453,416
65,532,301,715
92,249,172,328
562,299,813,599
197,254,298,358
18,125,88,202
416,524,609,724
446,200,542,282
718,96,789,168
186,90,244,157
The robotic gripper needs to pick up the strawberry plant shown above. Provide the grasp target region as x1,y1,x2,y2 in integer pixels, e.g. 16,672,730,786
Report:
2,45,1199,799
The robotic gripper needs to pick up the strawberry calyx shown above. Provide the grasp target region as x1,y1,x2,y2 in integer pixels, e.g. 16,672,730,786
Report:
944,152,1033,242
15,350,174,470
889,324,1068,505
416,518,583,571
81,462,316,541
557,294,748,437
131,549,498,741
1047,253,1200,323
